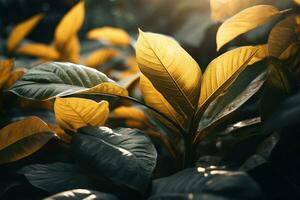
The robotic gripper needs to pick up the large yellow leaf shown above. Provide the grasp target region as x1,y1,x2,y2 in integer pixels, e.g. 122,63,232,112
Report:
0,117,55,164
54,1,84,49
216,5,281,51
7,14,43,52
76,82,128,97
16,43,60,60
87,26,131,46
84,49,119,68
54,97,109,132
0,59,14,89
112,106,147,129
59,35,81,63
136,30,202,117
198,46,259,108
140,75,187,130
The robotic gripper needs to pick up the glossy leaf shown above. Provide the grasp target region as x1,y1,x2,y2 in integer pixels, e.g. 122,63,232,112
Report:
140,75,187,130
19,162,96,194
150,168,263,199
54,98,109,132
54,1,84,49
217,5,280,50
0,59,14,89
16,43,60,60
87,26,131,46
0,117,55,164
44,189,119,200
9,62,114,100
72,126,157,193
198,46,259,109
268,16,298,58
84,49,119,68
7,14,43,52
136,30,202,117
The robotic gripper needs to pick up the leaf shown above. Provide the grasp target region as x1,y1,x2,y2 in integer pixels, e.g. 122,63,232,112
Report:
54,98,109,132
72,126,157,193
216,5,281,51
44,189,120,200
84,49,119,68
7,14,43,52
3,68,26,90
295,0,300,5
19,162,96,194
136,30,202,117
111,106,146,121
86,27,131,46
198,46,259,109
16,43,60,60
77,82,128,97
198,62,266,133
0,59,14,89
140,75,187,130
150,168,263,199
59,36,80,63
9,62,115,100
0,116,55,164
47,124,72,143
54,1,84,50
268,16,298,58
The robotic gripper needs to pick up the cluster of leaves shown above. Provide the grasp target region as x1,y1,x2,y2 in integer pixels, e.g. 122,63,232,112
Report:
0,0,300,199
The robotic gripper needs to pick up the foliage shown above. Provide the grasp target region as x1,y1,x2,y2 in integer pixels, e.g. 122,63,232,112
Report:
0,0,300,199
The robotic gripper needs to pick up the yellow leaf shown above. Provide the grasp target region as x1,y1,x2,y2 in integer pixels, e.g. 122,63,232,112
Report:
216,5,280,51
54,97,109,132
3,68,27,89
248,44,269,65
0,116,54,164
0,59,14,89
59,35,81,63
84,49,119,68
279,42,300,60
87,26,131,45
268,16,298,58
199,46,259,108
140,75,187,130
54,1,84,49
112,106,146,121
7,14,43,52
295,0,300,5
47,124,71,143
16,43,60,60
76,82,128,97
136,30,202,117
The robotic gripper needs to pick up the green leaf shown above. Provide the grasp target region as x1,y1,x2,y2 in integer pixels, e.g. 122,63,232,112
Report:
19,162,96,194
9,62,115,100
150,168,263,199
72,126,157,194
44,189,119,200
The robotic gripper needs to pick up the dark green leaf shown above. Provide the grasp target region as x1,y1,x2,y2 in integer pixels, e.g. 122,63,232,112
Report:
9,62,113,100
19,162,96,194
72,126,157,193
150,168,263,200
44,189,119,200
